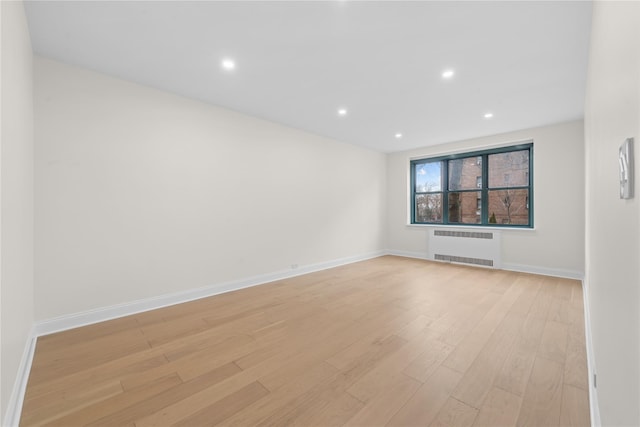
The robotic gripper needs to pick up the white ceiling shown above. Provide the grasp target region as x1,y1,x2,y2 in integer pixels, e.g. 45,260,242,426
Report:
24,1,592,153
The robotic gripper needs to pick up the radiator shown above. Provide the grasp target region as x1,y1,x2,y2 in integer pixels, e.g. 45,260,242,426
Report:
428,228,501,268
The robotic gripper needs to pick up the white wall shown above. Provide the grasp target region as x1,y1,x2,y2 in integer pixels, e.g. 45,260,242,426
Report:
387,121,585,278
584,2,640,425
34,57,386,321
0,0,35,421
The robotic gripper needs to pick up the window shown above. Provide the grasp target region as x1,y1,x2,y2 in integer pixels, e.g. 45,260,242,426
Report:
411,143,533,227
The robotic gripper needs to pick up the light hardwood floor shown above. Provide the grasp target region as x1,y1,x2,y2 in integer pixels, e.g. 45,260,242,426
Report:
21,256,590,426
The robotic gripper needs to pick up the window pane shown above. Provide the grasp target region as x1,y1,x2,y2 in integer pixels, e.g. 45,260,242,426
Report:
415,194,443,223
415,161,442,192
488,150,529,188
488,189,529,225
448,157,483,190
448,191,482,224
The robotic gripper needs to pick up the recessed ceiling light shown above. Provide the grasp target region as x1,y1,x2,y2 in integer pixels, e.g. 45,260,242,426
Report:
337,108,348,116
221,58,236,71
395,133,403,139
484,112,494,119
442,69,455,79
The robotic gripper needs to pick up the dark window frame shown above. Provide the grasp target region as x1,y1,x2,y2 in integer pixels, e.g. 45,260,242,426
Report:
410,143,533,228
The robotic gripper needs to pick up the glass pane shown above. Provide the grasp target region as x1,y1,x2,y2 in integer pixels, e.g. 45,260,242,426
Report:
415,194,443,223
488,150,529,188
448,192,482,224
488,189,529,225
415,161,442,192
448,157,483,190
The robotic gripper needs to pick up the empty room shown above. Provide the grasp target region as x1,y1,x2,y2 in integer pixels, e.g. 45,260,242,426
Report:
1,1,639,426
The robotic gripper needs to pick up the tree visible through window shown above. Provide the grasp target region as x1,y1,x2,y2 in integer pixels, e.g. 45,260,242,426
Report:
411,143,533,227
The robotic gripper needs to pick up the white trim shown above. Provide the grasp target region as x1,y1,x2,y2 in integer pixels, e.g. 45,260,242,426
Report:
502,262,584,280
34,250,385,337
386,249,430,260
2,329,37,427
386,250,584,280
581,277,601,427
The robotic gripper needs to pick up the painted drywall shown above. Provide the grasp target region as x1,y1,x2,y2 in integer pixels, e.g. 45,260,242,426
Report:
387,121,585,278
0,0,35,421
584,2,640,425
34,57,386,321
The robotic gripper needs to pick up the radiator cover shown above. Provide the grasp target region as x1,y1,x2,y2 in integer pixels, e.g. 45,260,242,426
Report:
428,228,501,268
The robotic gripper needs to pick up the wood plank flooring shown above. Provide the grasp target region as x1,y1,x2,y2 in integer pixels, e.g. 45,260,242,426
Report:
21,256,591,426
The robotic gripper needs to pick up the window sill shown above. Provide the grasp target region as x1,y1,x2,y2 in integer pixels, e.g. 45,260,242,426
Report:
406,223,536,231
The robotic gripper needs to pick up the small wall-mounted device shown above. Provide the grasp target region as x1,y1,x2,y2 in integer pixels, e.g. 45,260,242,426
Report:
619,138,634,199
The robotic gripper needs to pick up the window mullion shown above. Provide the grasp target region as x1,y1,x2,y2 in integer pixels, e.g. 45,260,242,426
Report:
442,160,449,224
410,164,416,223
481,154,488,225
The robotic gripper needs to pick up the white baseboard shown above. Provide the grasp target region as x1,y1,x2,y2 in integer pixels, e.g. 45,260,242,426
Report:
34,250,385,337
2,329,37,427
581,277,601,427
385,249,430,260
386,249,585,280
500,262,584,280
